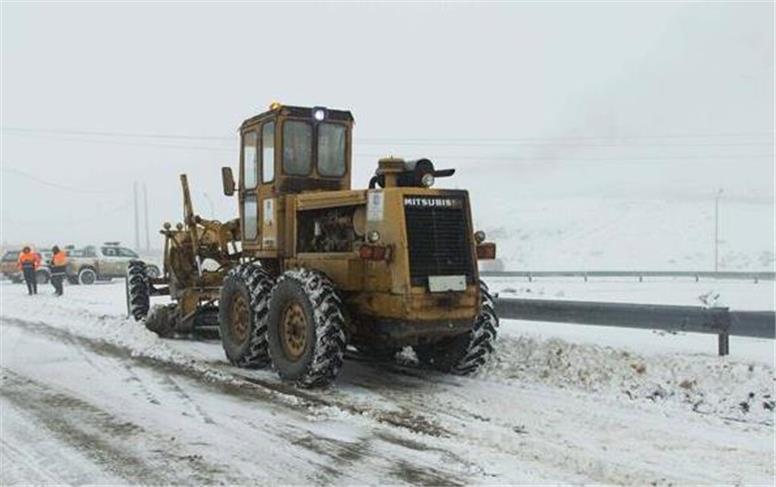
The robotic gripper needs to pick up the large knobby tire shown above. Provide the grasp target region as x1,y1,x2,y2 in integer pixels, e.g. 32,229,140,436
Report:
145,304,176,338
218,263,275,368
415,280,499,375
145,265,161,279
126,260,150,321
267,269,347,388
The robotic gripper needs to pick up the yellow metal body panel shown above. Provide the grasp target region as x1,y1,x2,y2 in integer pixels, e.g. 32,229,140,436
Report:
279,186,480,328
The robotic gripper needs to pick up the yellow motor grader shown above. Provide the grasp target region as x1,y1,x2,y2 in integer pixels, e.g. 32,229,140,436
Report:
126,103,499,387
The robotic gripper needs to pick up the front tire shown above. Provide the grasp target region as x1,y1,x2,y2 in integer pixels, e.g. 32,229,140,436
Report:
78,268,97,285
218,263,275,368
415,280,499,375
126,260,150,321
267,269,347,388
145,304,176,338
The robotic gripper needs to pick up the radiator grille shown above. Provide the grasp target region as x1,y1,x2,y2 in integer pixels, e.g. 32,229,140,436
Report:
404,196,473,286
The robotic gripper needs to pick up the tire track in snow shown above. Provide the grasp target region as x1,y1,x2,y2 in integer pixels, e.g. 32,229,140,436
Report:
0,369,231,484
1,316,450,438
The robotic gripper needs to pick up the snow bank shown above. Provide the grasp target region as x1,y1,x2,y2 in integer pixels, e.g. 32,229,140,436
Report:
482,333,775,425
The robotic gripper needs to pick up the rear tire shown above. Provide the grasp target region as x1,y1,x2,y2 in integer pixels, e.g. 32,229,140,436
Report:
267,269,347,388
78,268,97,285
415,280,499,375
35,270,50,285
218,263,275,368
126,260,150,321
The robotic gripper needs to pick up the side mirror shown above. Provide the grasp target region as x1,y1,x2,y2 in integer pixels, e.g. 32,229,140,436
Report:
221,167,236,196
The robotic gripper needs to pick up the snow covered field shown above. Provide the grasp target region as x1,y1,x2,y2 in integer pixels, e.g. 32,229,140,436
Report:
1,280,773,484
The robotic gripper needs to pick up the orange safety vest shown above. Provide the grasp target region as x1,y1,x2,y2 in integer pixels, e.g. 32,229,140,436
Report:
17,251,41,270
52,251,68,267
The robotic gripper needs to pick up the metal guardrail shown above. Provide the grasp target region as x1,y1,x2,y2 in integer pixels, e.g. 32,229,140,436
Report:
494,297,775,356
481,270,775,282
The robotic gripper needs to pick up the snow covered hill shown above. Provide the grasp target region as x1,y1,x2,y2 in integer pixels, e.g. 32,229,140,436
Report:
451,156,774,272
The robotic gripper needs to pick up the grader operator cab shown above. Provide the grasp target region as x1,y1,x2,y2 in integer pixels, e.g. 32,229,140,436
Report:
126,103,499,387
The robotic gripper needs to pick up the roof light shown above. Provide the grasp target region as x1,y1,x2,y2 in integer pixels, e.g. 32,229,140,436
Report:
421,173,435,188
313,108,326,121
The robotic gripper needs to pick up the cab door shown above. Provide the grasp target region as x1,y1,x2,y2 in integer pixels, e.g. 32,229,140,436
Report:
258,121,277,251
240,129,261,250
100,246,123,276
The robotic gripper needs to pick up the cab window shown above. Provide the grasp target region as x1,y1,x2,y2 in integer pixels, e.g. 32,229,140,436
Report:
102,247,117,257
117,247,138,258
243,131,258,189
283,121,312,175
318,123,346,177
243,194,258,240
262,122,275,182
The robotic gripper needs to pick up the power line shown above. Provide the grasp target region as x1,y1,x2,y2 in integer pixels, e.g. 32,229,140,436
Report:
353,153,774,162
3,129,773,165
3,126,773,144
1,199,132,227
1,166,118,194
3,131,234,152
2,127,235,142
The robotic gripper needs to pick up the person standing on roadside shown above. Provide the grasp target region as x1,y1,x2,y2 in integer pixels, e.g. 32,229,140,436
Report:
16,246,41,295
50,245,68,296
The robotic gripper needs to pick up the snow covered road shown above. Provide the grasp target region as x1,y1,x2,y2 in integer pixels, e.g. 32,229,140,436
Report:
1,281,773,484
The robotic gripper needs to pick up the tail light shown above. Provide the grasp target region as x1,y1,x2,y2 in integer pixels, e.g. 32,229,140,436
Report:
359,244,392,261
476,242,496,260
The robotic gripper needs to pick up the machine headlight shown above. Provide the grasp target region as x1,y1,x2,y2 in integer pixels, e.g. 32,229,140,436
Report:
421,172,435,188
474,230,486,244
313,108,326,121
367,230,381,243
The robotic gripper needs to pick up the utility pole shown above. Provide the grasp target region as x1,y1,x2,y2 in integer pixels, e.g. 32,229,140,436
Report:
133,181,140,251
143,182,150,252
714,188,723,272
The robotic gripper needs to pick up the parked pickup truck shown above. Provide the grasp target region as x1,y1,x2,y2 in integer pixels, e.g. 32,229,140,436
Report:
1,249,52,284
67,243,160,285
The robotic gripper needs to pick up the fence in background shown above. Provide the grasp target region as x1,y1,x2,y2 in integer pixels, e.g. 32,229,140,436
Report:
494,297,775,356
481,270,775,283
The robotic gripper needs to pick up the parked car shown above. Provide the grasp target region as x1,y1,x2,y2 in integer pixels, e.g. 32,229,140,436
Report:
67,243,160,285
1,249,51,284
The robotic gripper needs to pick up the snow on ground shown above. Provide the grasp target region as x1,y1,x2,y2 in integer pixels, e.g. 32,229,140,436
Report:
1,280,774,484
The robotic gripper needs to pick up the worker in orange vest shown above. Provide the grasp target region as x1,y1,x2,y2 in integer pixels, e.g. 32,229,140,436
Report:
17,246,41,295
50,245,68,296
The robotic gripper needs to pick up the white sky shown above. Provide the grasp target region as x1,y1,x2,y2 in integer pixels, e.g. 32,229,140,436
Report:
1,2,773,249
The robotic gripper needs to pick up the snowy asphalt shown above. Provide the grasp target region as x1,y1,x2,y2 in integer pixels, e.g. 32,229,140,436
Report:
0,280,773,484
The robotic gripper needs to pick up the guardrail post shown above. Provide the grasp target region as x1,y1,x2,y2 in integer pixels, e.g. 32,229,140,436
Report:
528,273,532,282
718,332,730,356
715,309,731,356
583,273,588,282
